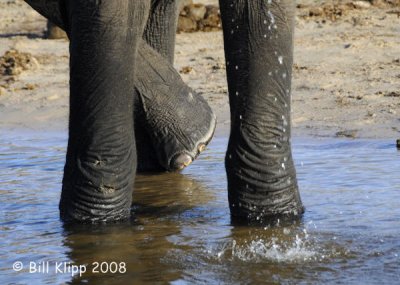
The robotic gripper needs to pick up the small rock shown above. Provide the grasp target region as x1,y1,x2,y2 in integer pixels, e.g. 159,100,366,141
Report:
180,66,193,74
352,1,372,9
336,130,358,138
201,5,221,31
211,63,224,71
309,7,324,17
22,83,38,90
177,3,221,32
186,4,207,22
0,49,39,76
177,15,197,32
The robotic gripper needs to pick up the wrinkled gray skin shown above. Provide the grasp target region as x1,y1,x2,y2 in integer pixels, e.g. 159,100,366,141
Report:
24,0,304,224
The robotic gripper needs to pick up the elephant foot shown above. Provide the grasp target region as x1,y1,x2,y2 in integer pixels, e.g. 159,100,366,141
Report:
135,41,216,172
168,109,216,171
135,87,216,172
226,136,304,224
135,100,216,172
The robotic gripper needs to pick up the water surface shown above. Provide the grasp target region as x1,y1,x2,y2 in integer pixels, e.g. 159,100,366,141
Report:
1,131,399,284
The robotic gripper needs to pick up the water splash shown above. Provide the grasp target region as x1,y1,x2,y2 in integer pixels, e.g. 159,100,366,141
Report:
208,234,320,263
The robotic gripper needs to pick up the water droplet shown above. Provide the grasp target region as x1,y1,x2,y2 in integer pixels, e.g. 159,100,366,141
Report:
281,163,286,169
235,65,239,70
268,0,272,4
264,34,267,38
267,11,275,24
239,115,242,120
235,91,239,96
278,56,283,65
263,19,267,24
274,97,277,102
282,72,287,79
268,71,272,76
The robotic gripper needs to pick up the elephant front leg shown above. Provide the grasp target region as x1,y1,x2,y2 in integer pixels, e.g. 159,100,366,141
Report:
219,0,304,222
60,0,150,223
144,0,180,63
24,0,217,173
136,0,216,171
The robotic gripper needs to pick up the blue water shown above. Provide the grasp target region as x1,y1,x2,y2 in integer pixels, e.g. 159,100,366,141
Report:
0,130,399,284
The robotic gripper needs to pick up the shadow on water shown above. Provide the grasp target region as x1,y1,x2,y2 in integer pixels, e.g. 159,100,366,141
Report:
1,131,399,284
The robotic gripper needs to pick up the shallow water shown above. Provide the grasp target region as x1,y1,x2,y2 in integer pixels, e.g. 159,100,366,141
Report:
1,131,399,284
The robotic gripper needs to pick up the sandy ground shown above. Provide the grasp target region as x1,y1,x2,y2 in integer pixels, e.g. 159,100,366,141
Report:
0,0,399,139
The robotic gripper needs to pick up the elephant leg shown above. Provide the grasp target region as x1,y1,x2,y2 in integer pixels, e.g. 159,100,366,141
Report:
135,41,216,171
24,0,67,31
59,0,151,223
25,0,216,172
219,0,304,222
144,0,179,63
136,0,216,171
135,0,179,172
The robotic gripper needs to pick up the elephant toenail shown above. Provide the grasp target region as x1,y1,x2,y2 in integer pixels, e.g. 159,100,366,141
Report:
171,153,192,170
198,143,206,153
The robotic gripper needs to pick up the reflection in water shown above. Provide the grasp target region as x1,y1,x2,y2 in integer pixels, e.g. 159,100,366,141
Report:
64,173,214,284
1,132,400,284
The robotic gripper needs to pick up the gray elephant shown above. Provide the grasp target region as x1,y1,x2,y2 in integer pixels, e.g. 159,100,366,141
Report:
24,0,304,223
